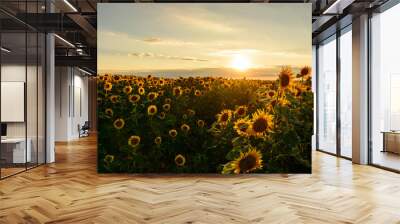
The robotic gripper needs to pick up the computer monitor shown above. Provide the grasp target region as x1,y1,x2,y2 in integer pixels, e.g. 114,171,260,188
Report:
1,123,7,137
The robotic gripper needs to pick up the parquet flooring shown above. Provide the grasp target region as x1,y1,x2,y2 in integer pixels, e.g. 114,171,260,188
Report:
1,135,400,223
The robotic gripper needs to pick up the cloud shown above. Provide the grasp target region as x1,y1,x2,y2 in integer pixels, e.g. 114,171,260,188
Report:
102,31,199,47
173,14,236,33
163,6,237,33
209,48,310,58
143,37,162,43
127,51,208,62
208,49,262,57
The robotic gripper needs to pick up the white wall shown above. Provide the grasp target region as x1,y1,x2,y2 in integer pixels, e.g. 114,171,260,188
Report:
55,67,89,141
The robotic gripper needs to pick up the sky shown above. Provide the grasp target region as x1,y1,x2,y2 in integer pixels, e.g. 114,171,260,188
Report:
98,4,311,79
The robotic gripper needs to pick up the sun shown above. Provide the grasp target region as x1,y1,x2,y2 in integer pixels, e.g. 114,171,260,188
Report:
230,54,251,71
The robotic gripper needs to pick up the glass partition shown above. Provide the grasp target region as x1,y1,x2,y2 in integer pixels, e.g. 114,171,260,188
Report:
0,1,46,179
1,31,28,177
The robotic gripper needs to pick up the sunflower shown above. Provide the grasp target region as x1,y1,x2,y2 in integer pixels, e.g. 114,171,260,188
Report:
164,98,172,104
109,95,119,103
113,75,121,82
233,118,251,137
299,66,311,77
159,112,166,120
217,109,232,124
279,66,294,89
104,82,112,91
175,154,186,166
113,118,125,130
184,88,191,94
129,94,140,103
138,87,145,95
194,90,201,96
147,105,158,116
147,92,158,101
104,155,114,164
162,103,171,111
105,108,113,117
187,109,195,117
172,87,182,97
128,135,141,147
225,148,263,174
123,85,133,94
169,129,178,138
197,120,205,128
154,136,162,145
267,90,276,99
181,124,190,133
249,110,273,137
234,106,247,117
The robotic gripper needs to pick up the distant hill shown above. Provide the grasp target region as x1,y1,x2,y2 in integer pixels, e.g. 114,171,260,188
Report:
99,66,302,80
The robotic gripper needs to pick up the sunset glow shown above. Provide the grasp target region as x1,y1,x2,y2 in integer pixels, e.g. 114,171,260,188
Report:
98,4,311,79
230,54,251,71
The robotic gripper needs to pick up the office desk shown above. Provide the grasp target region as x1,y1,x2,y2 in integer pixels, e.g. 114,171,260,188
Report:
1,138,31,163
382,131,400,154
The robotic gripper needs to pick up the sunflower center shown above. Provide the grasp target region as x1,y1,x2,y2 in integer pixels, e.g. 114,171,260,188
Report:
239,155,257,173
268,91,274,97
115,121,122,127
221,113,229,122
301,67,310,76
280,75,290,87
252,118,268,133
239,123,248,132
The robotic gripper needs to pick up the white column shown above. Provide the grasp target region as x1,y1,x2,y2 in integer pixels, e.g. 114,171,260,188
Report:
352,14,369,164
46,33,55,163
45,0,56,163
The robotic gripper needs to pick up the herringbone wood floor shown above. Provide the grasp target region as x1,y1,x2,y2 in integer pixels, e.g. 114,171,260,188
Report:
1,135,400,224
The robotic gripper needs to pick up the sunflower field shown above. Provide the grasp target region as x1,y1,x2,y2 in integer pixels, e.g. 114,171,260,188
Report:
97,66,313,174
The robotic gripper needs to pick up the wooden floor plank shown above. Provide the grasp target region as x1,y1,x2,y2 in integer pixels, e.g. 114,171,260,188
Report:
0,135,400,223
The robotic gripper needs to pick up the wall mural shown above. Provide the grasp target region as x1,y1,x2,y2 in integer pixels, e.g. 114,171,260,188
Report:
97,4,313,174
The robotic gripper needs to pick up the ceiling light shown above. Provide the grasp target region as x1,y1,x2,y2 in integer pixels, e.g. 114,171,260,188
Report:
78,67,93,76
1,47,11,53
323,0,354,15
63,0,78,12
54,34,75,48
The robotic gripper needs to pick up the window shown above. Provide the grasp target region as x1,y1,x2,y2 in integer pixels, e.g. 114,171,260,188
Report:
317,35,337,154
339,27,352,158
370,2,400,171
